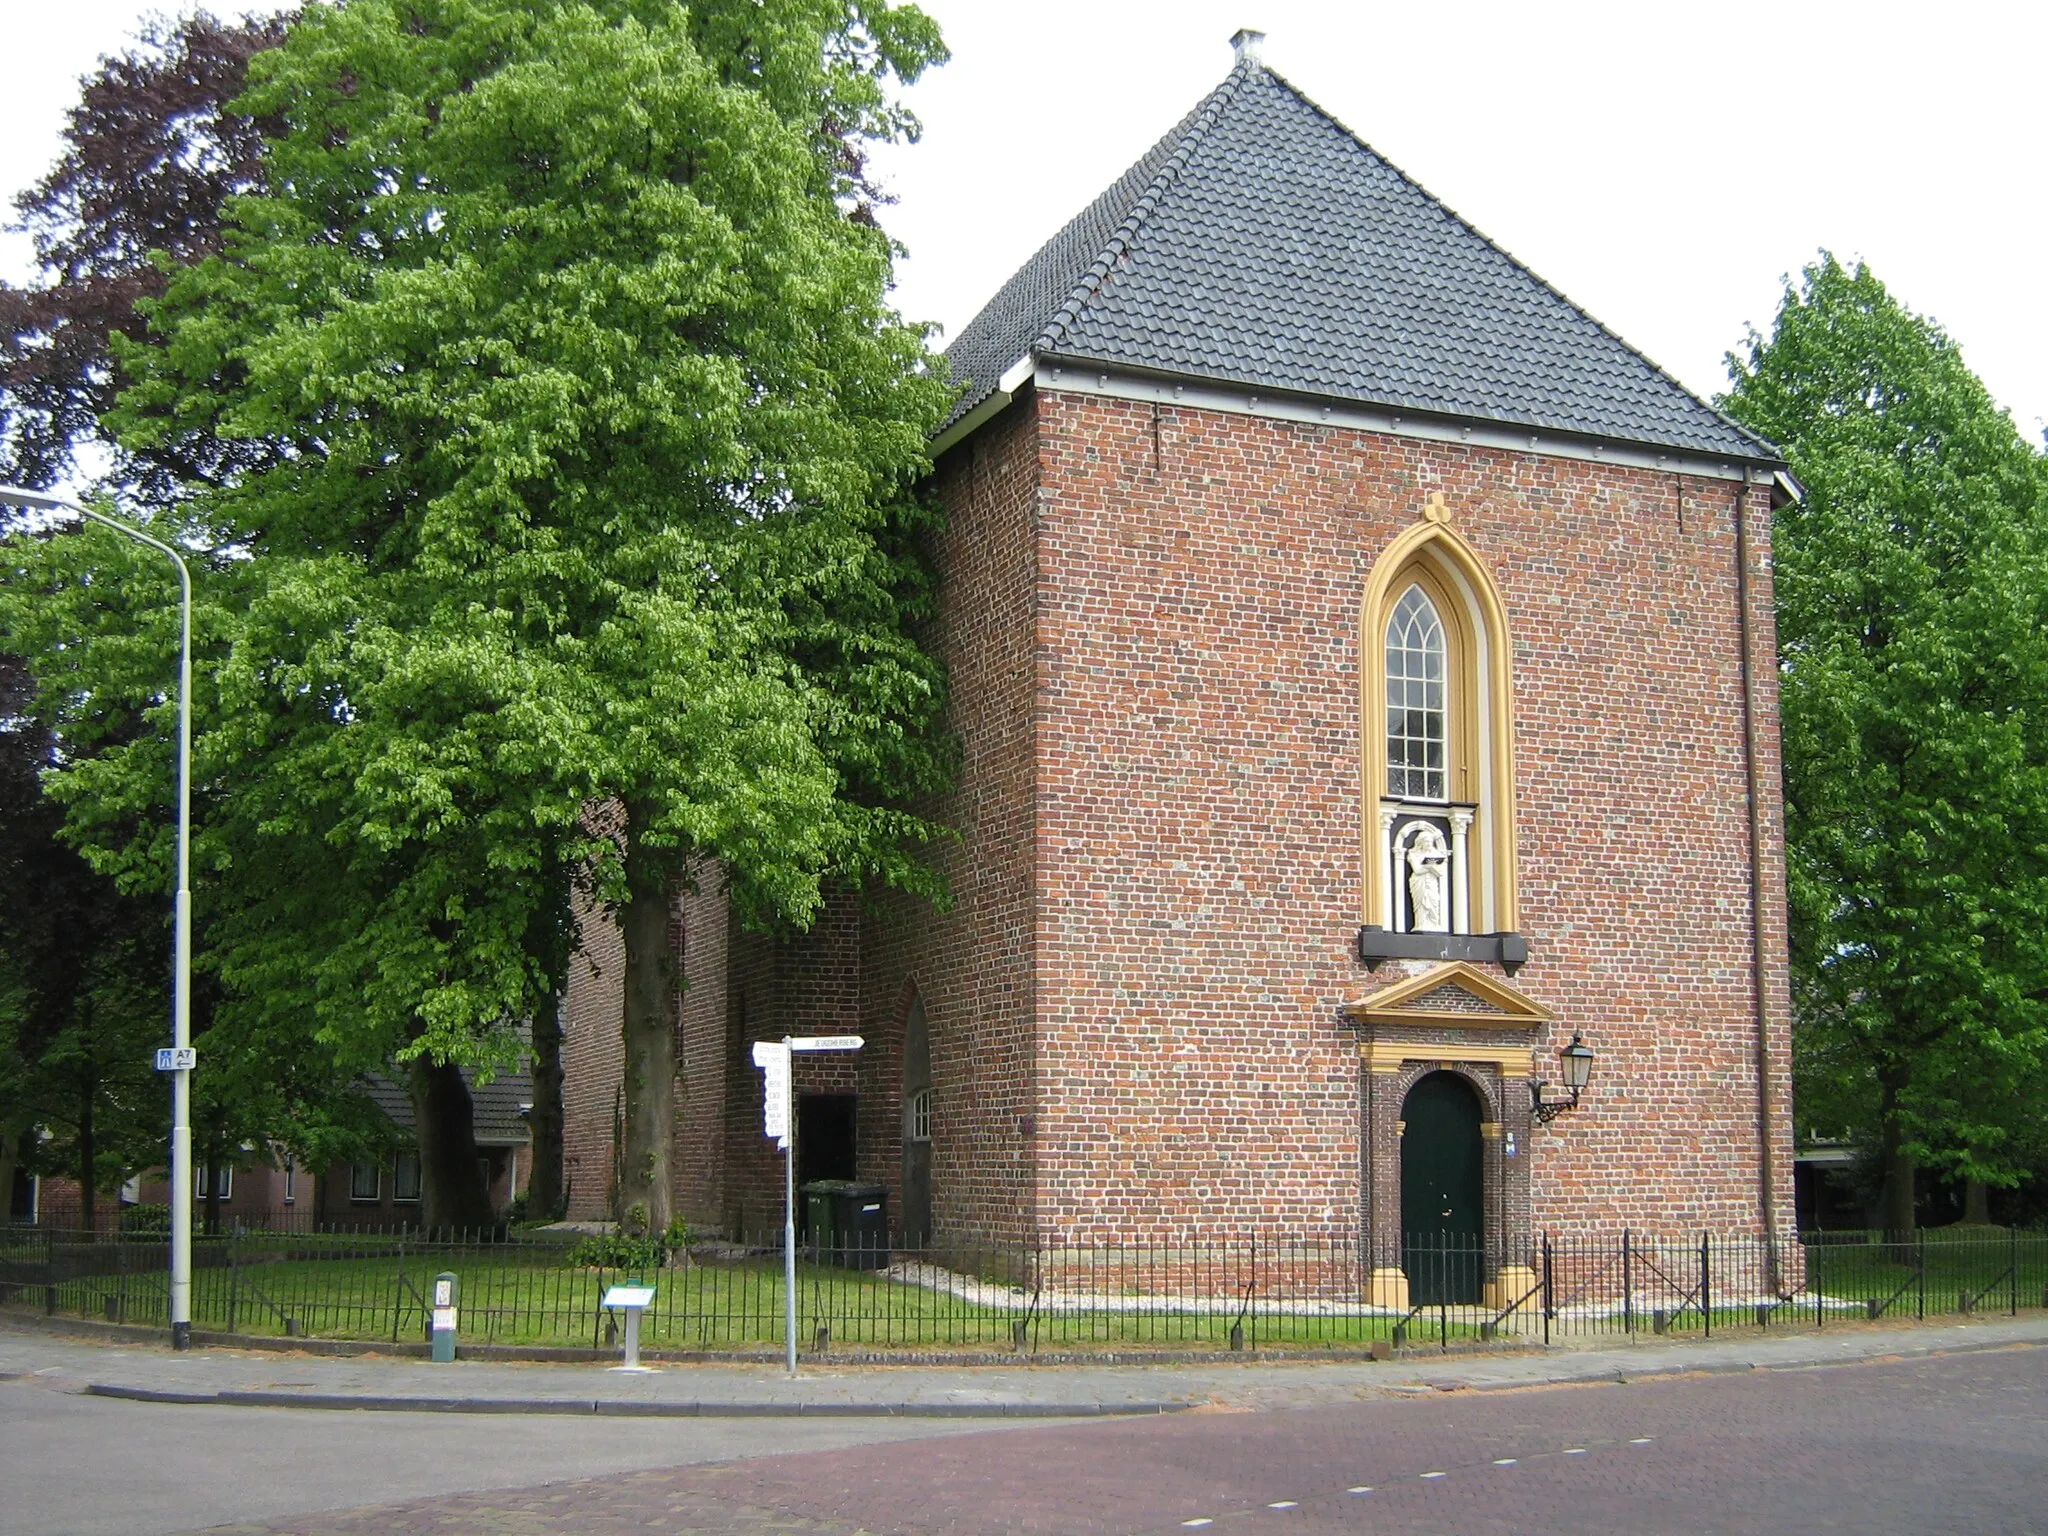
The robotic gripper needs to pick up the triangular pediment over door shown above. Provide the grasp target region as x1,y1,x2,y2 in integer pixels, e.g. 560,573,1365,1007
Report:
1342,961,1552,1029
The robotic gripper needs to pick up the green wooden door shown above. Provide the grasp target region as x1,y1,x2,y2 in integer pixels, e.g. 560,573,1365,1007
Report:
1401,1071,1485,1304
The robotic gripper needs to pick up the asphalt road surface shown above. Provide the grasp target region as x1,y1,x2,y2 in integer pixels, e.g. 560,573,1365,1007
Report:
4,1347,2041,1535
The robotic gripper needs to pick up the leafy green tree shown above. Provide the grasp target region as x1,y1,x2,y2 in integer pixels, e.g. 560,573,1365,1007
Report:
0,652,167,1232
1724,255,2048,1232
26,0,956,1234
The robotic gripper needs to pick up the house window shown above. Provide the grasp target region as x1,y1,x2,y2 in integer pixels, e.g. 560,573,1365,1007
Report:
196,1164,232,1201
349,1162,381,1202
393,1153,422,1203
1362,499,1520,936
907,1088,932,1143
1385,585,1448,802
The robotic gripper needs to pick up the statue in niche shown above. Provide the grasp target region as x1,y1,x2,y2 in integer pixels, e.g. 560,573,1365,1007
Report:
1405,824,1451,934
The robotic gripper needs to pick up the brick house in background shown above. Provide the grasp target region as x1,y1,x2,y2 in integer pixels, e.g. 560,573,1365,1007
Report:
562,34,1797,1306
18,1065,530,1232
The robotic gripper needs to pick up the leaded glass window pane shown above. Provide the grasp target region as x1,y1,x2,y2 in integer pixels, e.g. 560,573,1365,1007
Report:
1385,585,1447,800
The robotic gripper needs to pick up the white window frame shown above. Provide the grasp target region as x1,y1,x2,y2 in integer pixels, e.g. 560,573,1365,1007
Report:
349,1161,381,1203
1384,584,1449,804
907,1087,932,1144
195,1164,232,1201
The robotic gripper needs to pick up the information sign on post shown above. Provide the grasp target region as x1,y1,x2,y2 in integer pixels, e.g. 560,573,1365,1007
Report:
756,1034,862,1376
601,1284,657,1371
751,1040,790,1147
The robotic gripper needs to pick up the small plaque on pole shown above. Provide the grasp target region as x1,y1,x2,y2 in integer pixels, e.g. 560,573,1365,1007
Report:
154,1047,197,1072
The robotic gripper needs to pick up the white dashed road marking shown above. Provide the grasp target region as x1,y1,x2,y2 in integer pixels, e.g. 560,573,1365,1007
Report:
1165,1432,1656,1529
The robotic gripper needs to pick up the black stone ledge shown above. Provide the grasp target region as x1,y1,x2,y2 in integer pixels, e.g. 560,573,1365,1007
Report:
1356,927,1529,975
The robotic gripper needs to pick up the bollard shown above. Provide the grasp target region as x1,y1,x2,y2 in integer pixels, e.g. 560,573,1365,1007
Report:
1652,1309,1668,1335
430,1272,459,1362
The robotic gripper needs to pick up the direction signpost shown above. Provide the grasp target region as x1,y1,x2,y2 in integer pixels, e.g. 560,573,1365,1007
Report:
754,1034,862,1375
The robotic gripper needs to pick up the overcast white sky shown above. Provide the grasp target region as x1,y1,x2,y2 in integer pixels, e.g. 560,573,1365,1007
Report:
7,0,2046,469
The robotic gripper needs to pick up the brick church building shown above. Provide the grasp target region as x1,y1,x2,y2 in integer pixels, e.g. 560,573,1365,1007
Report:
562,34,1797,1304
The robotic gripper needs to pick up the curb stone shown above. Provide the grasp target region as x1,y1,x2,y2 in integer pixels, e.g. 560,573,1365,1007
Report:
82,1381,1183,1418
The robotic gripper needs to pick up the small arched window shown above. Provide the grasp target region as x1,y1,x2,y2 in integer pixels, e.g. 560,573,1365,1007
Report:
1385,585,1447,802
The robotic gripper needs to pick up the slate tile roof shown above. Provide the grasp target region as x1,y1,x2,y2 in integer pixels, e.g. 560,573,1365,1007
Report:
364,1067,532,1148
942,58,1777,463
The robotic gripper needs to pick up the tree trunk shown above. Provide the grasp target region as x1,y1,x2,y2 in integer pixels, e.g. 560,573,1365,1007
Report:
617,804,677,1238
1964,1176,1991,1226
1877,1076,1915,1237
77,1086,96,1237
408,1054,496,1233
0,1123,20,1224
527,991,566,1222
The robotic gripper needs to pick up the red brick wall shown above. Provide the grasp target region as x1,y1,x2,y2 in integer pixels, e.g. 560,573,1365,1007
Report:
858,399,1046,1246
673,864,729,1233
562,822,626,1222
1025,390,1793,1243
560,383,1795,1252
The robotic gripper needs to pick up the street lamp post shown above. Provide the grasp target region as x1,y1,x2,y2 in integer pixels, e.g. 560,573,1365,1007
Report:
1,486,195,1349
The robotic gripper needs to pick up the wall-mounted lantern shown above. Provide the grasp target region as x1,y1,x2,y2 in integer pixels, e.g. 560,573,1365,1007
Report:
1530,1031,1595,1124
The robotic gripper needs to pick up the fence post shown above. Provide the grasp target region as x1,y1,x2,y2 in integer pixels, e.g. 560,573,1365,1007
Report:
1621,1230,1633,1337
1699,1233,1711,1339
2013,1225,2020,1318
1814,1238,1823,1329
1541,1233,1553,1346
1917,1229,1926,1322
226,1225,240,1335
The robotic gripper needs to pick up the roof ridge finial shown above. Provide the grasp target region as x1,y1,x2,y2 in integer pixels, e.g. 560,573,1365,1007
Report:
1230,28,1266,64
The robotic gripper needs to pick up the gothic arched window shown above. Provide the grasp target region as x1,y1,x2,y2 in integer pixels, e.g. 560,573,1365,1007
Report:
1361,501,1520,938
1385,585,1447,802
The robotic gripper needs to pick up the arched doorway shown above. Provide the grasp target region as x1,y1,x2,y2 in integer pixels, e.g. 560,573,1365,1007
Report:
900,994,932,1246
1400,1071,1485,1304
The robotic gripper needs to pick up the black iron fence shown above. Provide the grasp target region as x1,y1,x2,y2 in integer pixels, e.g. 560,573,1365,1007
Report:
3,1224,2043,1355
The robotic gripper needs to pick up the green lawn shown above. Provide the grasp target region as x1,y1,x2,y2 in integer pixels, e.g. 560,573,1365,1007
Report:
17,1234,1470,1351
13,1228,2043,1353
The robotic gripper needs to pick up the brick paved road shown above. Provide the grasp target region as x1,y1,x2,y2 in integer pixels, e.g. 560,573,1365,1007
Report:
191,1346,2044,1535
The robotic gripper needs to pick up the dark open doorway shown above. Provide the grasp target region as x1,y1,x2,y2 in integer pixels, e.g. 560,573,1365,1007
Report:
1400,1070,1485,1304
796,1093,858,1188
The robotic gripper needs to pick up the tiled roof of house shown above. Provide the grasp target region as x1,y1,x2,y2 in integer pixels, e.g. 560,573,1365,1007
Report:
942,56,1777,463
364,1068,532,1148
